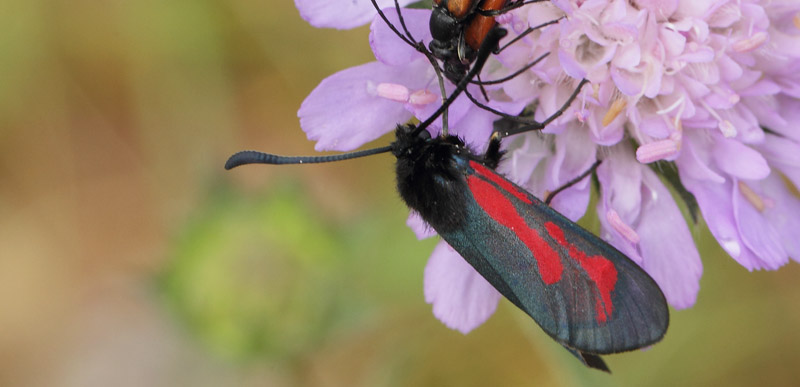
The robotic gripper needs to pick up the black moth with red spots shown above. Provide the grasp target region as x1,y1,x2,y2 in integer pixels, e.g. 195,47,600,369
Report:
225,28,668,372
393,124,668,371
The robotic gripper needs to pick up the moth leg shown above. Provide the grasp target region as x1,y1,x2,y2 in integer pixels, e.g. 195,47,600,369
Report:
482,79,590,138
482,131,504,169
544,160,601,205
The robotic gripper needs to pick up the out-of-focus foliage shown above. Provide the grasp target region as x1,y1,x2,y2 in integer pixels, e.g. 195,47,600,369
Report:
161,184,349,359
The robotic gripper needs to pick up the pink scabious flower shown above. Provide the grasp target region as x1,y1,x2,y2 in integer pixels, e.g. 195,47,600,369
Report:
295,0,800,334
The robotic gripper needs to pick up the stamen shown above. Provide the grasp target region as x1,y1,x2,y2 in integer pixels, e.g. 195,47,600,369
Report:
602,99,627,127
636,139,680,163
699,99,737,137
574,109,588,123
732,31,768,52
606,209,640,244
409,89,437,106
376,83,410,102
794,13,800,30
738,181,765,212
656,95,684,115
654,95,686,139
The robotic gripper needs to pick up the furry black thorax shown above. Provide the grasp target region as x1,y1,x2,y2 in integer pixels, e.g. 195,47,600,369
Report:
392,124,501,233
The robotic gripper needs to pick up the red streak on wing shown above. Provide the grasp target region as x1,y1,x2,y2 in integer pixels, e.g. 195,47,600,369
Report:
544,222,618,323
467,175,563,284
469,161,531,204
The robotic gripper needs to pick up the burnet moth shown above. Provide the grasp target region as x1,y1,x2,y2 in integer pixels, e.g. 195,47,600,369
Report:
226,26,669,372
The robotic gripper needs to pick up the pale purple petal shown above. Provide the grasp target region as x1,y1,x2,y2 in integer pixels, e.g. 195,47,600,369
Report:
424,241,502,334
611,67,645,96
407,211,437,240
370,8,431,66
299,60,430,151
295,0,415,29
597,146,643,223
595,147,643,264
758,174,800,261
679,173,765,270
637,168,702,309
498,135,550,187
634,0,679,18
586,106,626,145
449,107,499,151
756,134,800,188
732,179,788,270
712,137,771,180
558,48,588,79
545,129,596,221
680,135,726,183
612,43,641,70
770,95,800,142
596,191,643,266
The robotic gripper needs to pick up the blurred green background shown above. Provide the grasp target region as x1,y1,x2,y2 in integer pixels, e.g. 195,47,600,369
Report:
2,1,799,386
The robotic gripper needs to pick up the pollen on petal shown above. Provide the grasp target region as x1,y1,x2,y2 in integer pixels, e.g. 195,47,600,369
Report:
732,32,768,53
636,139,680,163
794,13,800,30
409,89,437,106
376,83,410,103
606,209,640,244
738,181,766,212
602,98,627,127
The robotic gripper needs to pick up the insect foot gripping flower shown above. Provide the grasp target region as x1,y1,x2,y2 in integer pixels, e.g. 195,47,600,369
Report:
293,0,800,350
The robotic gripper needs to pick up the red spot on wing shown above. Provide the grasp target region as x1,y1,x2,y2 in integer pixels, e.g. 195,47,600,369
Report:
545,222,618,323
467,175,562,284
469,161,531,204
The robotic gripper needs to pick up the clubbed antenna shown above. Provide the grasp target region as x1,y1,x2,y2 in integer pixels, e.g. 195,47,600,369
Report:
224,146,393,169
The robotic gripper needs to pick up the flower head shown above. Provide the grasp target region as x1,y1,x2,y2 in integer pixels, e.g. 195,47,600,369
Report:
296,0,800,333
